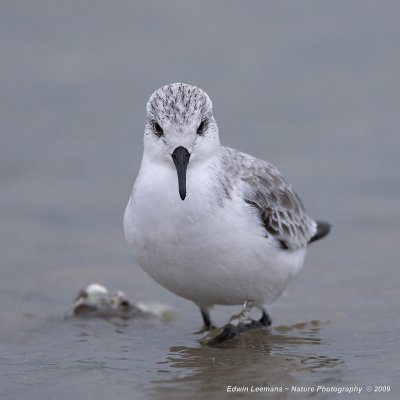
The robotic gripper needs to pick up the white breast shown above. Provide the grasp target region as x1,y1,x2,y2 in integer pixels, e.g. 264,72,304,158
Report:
124,155,306,308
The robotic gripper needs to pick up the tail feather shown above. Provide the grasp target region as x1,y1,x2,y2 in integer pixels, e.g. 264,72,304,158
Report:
309,221,331,244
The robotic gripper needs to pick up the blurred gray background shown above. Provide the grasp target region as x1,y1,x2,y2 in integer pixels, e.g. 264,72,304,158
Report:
1,1,399,399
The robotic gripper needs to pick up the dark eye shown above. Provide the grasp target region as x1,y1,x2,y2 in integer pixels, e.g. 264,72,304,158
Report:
153,121,163,137
197,120,207,135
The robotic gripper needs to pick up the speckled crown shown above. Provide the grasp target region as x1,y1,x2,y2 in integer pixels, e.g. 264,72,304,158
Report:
146,83,213,125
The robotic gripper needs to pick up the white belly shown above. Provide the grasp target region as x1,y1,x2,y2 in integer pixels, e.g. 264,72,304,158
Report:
124,160,306,308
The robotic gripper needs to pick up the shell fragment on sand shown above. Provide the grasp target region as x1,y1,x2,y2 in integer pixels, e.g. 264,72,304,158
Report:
71,283,174,321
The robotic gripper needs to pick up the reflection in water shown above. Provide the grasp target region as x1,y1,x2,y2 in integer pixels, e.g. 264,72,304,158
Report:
150,321,343,399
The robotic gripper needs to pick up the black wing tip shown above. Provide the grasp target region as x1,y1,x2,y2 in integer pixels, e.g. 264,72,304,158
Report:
309,221,331,244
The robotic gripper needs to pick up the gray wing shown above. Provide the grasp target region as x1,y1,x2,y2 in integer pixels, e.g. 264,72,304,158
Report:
221,147,316,250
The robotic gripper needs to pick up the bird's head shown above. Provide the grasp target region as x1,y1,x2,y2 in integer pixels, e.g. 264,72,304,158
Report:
143,83,220,200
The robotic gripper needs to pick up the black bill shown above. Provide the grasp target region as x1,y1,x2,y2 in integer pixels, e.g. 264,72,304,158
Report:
171,146,190,200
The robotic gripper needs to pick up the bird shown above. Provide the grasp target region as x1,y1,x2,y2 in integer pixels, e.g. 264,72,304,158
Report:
123,83,330,331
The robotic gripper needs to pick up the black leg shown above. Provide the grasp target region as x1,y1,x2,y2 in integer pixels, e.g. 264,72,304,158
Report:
200,308,215,330
259,309,272,326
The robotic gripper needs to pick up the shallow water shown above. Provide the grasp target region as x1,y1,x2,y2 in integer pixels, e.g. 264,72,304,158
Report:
1,1,400,399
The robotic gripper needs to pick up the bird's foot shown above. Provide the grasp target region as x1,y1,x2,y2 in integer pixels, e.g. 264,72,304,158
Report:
193,308,216,334
201,301,272,345
259,310,272,326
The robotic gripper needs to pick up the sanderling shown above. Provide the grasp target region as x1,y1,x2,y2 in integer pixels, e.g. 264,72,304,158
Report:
124,83,330,330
